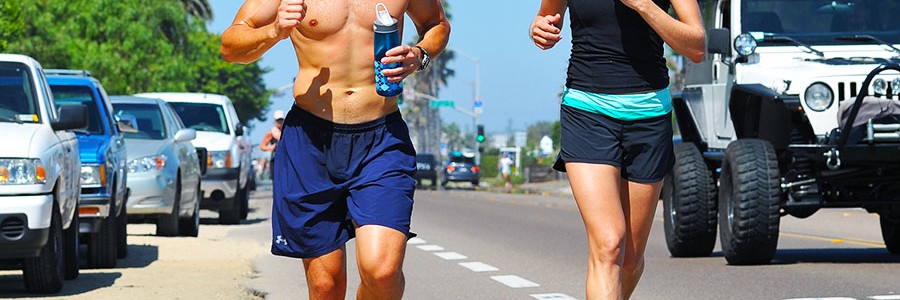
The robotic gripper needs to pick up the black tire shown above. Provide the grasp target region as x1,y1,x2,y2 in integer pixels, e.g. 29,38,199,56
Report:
116,186,128,258
240,184,249,220
63,206,79,280
179,184,201,237
87,203,118,268
471,180,479,187
157,175,181,237
880,215,900,254
718,139,781,265
430,176,437,189
23,204,64,294
663,143,718,257
218,189,242,225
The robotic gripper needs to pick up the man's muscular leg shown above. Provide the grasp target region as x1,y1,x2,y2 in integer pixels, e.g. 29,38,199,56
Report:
302,247,348,300
355,225,408,300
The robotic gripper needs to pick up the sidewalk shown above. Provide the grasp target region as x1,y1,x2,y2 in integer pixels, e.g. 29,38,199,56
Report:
486,177,573,197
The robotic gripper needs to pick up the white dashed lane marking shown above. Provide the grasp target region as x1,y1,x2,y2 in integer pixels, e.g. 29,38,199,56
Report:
407,237,426,245
491,275,540,288
871,296,900,300
458,262,499,272
531,293,579,300
417,244,445,251
434,251,468,260
783,298,860,300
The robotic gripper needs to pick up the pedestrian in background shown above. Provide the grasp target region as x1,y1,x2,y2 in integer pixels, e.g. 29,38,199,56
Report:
530,0,705,298
499,153,513,192
259,110,284,181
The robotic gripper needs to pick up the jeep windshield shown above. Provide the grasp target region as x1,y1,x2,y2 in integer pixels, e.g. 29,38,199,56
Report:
167,102,229,134
50,85,104,134
742,0,900,46
0,62,39,123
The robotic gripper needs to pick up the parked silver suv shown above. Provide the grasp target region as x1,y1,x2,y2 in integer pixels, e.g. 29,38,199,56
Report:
0,54,87,293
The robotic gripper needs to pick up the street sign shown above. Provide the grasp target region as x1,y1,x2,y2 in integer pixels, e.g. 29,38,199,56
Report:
474,99,483,108
429,100,455,108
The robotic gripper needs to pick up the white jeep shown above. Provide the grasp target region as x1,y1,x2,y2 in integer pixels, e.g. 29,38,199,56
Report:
663,0,900,264
0,54,87,293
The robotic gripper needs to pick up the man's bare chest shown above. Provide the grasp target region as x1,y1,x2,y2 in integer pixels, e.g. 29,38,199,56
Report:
298,0,409,40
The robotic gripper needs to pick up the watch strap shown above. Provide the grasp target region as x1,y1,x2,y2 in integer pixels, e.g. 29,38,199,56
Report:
415,45,430,71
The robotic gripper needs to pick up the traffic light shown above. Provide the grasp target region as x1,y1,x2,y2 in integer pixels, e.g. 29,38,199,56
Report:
476,125,485,143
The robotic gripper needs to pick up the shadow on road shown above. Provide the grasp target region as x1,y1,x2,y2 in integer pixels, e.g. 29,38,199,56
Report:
116,244,159,269
199,217,267,226
710,248,900,264
0,271,122,298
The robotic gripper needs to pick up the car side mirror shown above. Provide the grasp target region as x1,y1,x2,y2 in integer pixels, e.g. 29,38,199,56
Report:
708,28,731,56
195,147,208,176
52,104,88,131
174,128,197,143
116,114,139,133
234,124,244,136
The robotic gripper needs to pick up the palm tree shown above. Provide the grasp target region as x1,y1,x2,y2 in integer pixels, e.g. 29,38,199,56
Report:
179,0,213,21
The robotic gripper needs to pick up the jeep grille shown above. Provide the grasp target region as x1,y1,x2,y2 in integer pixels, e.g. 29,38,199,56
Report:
837,80,898,102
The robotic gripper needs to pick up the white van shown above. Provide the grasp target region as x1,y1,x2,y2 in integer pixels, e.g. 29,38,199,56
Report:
136,93,251,225
0,54,87,293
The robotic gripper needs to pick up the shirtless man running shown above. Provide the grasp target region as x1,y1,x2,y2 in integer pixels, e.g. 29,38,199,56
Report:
221,1,449,299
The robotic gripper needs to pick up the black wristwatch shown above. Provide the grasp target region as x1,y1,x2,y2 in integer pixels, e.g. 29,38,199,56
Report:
415,45,430,71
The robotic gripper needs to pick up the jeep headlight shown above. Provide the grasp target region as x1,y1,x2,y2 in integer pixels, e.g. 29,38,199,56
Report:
734,34,757,56
892,78,900,95
80,164,105,187
0,159,46,185
873,78,887,95
207,151,231,169
128,155,166,173
804,83,834,112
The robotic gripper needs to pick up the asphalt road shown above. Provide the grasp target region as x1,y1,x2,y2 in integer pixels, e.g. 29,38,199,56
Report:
245,185,900,300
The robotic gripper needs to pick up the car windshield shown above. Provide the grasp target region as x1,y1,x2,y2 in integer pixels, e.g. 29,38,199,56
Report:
742,0,900,46
0,62,39,123
112,103,166,140
50,85,104,134
167,102,229,134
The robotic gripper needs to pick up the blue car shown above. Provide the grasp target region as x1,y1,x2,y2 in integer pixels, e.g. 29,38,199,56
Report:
47,70,131,268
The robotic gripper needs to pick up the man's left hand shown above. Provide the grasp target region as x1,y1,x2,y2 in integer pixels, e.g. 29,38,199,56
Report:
380,45,422,82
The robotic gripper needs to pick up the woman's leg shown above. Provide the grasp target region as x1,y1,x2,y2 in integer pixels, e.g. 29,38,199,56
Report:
619,179,664,299
566,162,626,300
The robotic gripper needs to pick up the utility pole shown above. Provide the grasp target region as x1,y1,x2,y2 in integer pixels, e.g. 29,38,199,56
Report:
453,49,482,164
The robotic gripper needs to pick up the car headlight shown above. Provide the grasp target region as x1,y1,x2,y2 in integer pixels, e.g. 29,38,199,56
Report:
80,164,105,187
804,83,834,112
0,158,46,185
128,155,166,173
208,151,231,169
734,34,758,56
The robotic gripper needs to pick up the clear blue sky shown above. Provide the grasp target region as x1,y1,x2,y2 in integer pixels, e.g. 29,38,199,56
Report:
207,1,574,146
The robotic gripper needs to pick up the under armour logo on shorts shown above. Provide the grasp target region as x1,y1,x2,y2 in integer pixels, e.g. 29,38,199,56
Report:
275,235,288,246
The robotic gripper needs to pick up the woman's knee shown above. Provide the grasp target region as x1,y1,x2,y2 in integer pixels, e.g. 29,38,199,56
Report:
588,233,626,263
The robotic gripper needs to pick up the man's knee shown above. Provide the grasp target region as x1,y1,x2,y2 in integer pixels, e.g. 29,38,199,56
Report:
309,276,344,298
358,260,403,287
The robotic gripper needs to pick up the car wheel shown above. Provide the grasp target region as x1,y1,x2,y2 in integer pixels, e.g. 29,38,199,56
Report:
23,203,64,294
240,184,249,220
218,187,242,225
430,176,437,189
179,183,201,237
880,214,900,254
87,201,118,268
663,143,717,258
157,174,181,237
63,205,79,280
719,139,781,265
116,186,128,258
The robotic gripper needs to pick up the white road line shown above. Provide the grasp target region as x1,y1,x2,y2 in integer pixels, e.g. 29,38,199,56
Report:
491,275,540,288
417,244,444,251
407,237,426,245
870,296,900,300
434,252,467,260
458,262,499,272
531,293,579,300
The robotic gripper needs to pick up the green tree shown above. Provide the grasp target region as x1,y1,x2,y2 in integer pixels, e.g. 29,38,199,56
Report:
180,0,213,20
0,0,268,123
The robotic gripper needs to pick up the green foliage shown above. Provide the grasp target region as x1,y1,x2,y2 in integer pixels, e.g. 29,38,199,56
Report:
1,0,269,123
481,154,499,178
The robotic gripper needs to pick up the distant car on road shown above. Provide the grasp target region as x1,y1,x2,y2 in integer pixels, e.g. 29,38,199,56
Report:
136,93,251,225
414,153,439,189
442,152,480,188
0,54,86,293
47,69,131,267
111,96,202,237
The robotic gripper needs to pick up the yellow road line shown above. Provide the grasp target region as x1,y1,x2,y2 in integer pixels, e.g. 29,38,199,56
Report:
777,231,885,248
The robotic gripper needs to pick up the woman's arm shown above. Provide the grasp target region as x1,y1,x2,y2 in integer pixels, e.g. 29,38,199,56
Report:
530,0,567,50
621,0,706,63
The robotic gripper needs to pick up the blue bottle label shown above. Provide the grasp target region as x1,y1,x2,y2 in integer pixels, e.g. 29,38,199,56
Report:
375,60,403,97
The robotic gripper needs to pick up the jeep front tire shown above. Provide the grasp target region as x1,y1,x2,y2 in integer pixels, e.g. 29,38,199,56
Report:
719,139,781,265
880,214,900,254
663,143,717,257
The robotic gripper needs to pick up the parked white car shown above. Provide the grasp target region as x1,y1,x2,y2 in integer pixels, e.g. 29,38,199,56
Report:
0,54,87,293
136,93,251,224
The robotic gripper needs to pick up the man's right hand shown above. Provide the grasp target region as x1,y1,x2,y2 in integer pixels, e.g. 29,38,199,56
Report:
530,13,562,50
272,0,306,40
